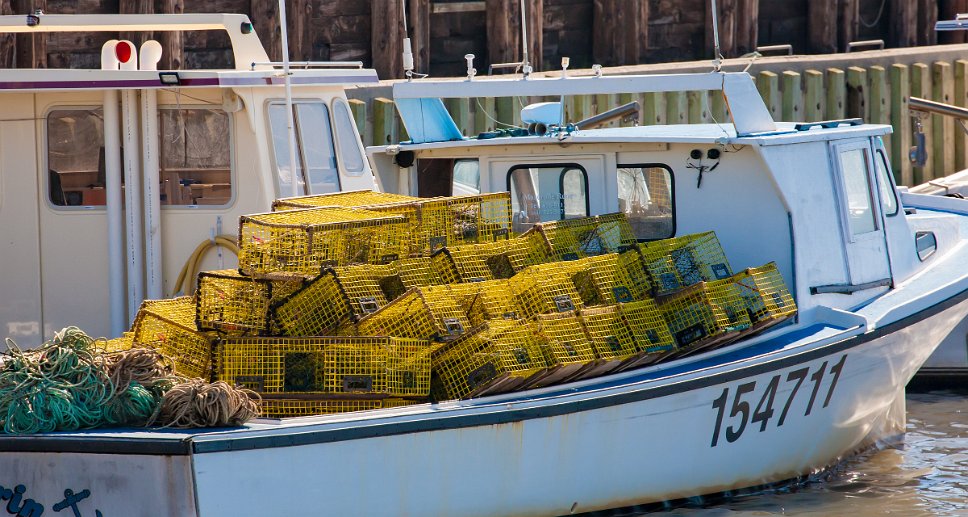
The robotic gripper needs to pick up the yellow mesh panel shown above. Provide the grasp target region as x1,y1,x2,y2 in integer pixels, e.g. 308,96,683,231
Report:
196,269,304,336
579,305,640,361
238,207,410,278
447,280,522,326
269,271,351,337
571,250,652,306
732,262,797,324
509,261,588,318
272,190,418,211
390,256,441,289
618,298,676,354
534,312,597,367
532,213,638,260
331,264,396,316
658,279,751,349
216,337,433,397
432,234,550,284
257,397,421,419
101,332,135,353
431,320,548,400
357,287,471,341
640,231,733,295
132,297,215,379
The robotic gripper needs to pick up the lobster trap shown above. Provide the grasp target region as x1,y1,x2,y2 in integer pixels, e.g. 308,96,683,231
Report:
356,286,471,341
101,332,135,353
216,336,434,397
616,298,676,369
257,397,422,419
271,189,418,211
640,231,732,295
447,280,521,326
432,234,549,284
237,206,410,278
509,261,588,318
658,279,751,353
578,305,641,373
131,297,216,379
431,319,548,400
389,256,442,291
732,262,797,328
195,269,305,336
269,271,352,337
530,213,638,261
528,312,598,387
571,250,651,307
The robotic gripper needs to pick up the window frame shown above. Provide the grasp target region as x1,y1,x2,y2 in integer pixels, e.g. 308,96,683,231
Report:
157,104,236,210
831,140,882,243
266,98,341,197
331,97,366,176
44,106,106,211
615,162,677,241
506,162,590,222
873,148,899,217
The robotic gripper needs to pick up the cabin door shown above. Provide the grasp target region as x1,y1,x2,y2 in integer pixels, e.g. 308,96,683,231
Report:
830,139,892,287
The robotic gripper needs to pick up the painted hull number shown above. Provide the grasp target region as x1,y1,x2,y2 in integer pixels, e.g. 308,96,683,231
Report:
710,354,847,447
0,484,102,517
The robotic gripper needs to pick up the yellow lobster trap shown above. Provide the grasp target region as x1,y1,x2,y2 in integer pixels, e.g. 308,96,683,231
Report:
509,261,588,318
733,262,797,328
447,279,522,326
578,305,643,374
640,231,733,295
356,286,472,341
238,206,411,278
528,311,599,387
616,298,677,369
216,336,434,398
431,319,548,401
658,278,751,353
258,397,421,419
195,269,305,336
100,332,135,353
131,297,216,380
269,271,353,337
271,189,418,211
529,213,638,261
571,250,651,307
432,233,550,284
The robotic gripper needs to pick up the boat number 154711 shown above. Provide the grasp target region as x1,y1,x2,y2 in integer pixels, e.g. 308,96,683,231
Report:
710,354,847,447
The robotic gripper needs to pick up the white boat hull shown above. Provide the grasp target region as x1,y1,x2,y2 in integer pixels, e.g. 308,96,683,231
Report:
3,288,966,517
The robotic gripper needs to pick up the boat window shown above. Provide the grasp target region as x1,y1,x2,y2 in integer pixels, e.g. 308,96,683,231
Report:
47,109,105,207
874,149,899,217
332,99,366,176
616,164,674,240
268,101,339,196
838,148,877,236
507,164,588,233
159,107,232,206
452,159,481,195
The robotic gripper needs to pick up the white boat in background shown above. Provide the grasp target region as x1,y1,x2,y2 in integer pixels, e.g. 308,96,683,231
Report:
4,9,968,517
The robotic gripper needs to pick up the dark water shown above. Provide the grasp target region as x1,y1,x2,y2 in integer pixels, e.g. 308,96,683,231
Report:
627,390,968,516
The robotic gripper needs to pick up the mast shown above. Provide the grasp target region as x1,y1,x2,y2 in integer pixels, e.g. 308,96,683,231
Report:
278,0,300,197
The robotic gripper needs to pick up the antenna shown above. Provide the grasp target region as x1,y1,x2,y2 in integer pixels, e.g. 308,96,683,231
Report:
401,0,415,80
520,0,532,78
710,0,723,72
278,0,300,197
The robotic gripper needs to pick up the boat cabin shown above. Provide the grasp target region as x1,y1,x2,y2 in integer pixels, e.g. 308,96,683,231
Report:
368,71,944,322
0,13,378,341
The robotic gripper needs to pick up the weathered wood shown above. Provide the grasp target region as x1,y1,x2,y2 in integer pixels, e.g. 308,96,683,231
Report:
593,0,648,66
287,0,312,61
890,64,912,185
707,0,736,58
808,0,838,54
486,0,542,71
373,97,396,145
371,0,404,80
119,0,152,47
348,99,366,144
666,91,687,124
845,66,867,121
756,71,779,120
932,61,955,180
0,0,15,68
445,97,472,136
618,92,638,125
825,68,846,120
804,69,824,121
839,0,859,52
781,71,802,122
495,96,518,128
157,0,184,70
734,0,758,55
955,60,968,170
911,63,933,184
474,97,496,134
643,92,666,126
250,0,281,62
940,0,968,44
711,91,728,123
408,0,431,74
889,0,918,48
869,66,890,159
917,0,938,46
686,90,707,124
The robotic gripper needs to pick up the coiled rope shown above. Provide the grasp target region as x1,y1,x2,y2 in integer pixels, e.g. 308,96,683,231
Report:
0,327,260,434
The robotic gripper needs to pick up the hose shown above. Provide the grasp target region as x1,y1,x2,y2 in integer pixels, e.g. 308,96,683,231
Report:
171,235,240,297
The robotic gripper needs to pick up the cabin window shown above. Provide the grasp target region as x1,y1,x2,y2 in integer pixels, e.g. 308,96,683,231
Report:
47,109,104,207
159,107,232,206
453,159,481,195
838,148,877,236
616,164,674,240
332,99,366,176
507,164,588,233
874,150,899,217
268,101,339,196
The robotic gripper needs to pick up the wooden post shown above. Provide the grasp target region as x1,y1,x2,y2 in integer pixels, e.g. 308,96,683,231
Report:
408,0,431,74
250,0,281,62
372,0,405,80
486,0,542,71
846,66,867,121
839,0,859,52
0,0,15,68
869,65,890,157
643,92,666,125
710,91,728,123
12,0,45,67
496,96,517,128
287,0,312,61
911,63,933,184
918,0,938,46
940,0,968,44
445,98,472,136
808,0,838,54
707,0,736,58
781,71,803,122
757,71,779,121
687,91,708,124
890,64,912,185
525,0,543,71
735,0,758,55
158,0,184,70
955,60,968,170
826,68,846,120
348,99,367,144
932,61,954,180
475,97,497,134
373,97,396,146
593,0,648,66
804,69,824,121
666,91,687,125
889,0,918,48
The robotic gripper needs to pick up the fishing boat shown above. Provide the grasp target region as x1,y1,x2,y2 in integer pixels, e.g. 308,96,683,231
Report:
4,10,968,517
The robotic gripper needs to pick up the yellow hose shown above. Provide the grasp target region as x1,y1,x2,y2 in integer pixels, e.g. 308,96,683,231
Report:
170,235,240,297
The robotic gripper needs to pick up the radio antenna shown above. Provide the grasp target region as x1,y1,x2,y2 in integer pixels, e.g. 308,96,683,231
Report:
710,0,723,72
520,0,532,78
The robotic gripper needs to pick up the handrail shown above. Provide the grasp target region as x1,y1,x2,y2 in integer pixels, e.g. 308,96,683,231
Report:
575,101,640,130
846,40,884,52
250,61,365,71
909,96,968,121
756,44,793,56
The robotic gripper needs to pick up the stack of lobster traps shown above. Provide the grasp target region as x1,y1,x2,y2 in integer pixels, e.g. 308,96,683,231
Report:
117,189,797,419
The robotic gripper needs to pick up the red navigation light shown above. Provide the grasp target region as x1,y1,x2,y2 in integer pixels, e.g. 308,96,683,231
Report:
115,41,133,63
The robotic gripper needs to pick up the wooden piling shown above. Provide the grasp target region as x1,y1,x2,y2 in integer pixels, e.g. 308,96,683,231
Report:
826,68,846,120
809,0,838,53
932,61,955,180
757,71,779,121
911,63,933,184
687,90,708,124
643,92,666,126
593,0,649,66
348,99,366,143
804,70,824,122
373,97,396,146
890,64,912,186
956,60,968,171
371,0,405,80
869,66,890,157
474,97,497,134
781,71,803,122
666,91,687,125
846,66,868,121
445,97,472,136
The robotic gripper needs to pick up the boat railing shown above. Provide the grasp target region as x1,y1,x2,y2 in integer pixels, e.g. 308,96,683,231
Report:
250,61,365,71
